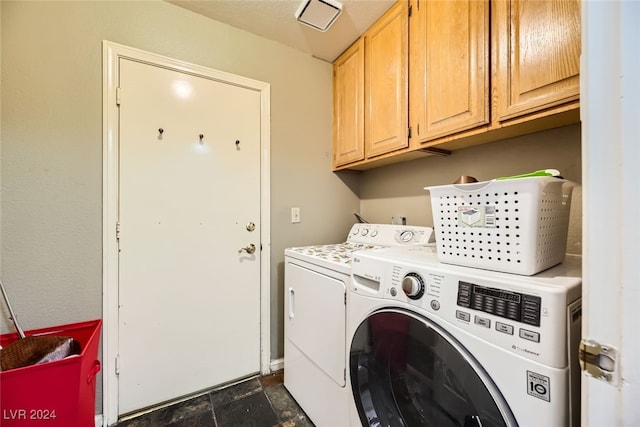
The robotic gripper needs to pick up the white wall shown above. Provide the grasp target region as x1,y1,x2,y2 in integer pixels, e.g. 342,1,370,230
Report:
359,124,582,255
0,0,360,412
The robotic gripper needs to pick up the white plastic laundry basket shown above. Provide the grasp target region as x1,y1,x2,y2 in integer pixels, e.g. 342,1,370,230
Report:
426,176,574,275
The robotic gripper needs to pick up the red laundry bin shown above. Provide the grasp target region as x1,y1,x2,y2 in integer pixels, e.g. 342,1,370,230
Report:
0,319,102,427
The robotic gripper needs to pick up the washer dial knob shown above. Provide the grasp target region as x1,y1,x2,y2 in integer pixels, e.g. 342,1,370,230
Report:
399,230,414,243
402,273,425,300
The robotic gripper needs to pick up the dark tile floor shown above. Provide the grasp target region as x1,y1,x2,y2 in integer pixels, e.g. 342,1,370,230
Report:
115,371,314,427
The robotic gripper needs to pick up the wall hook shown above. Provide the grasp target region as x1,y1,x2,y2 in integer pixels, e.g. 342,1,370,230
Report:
199,134,204,144
158,128,164,140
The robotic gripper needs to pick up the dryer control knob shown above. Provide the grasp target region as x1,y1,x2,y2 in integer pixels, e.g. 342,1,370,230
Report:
402,273,425,300
399,230,414,243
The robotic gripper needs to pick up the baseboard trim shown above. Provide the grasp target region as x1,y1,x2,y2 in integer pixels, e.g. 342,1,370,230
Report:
96,414,103,427
270,357,284,372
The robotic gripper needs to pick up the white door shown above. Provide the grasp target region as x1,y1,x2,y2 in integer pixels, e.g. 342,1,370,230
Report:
116,57,261,415
582,2,640,425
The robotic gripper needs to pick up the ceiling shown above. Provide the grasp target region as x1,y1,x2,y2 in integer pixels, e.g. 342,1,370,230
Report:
167,0,396,62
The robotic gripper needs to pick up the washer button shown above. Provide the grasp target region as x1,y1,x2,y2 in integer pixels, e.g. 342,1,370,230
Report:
456,310,471,322
430,300,440,311
519,328,541,343
371,230,378,237
474,316,491,328
390,287,397,297
495,322,514,335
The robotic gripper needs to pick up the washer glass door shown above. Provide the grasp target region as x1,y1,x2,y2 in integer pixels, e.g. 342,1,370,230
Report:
350,310,516,427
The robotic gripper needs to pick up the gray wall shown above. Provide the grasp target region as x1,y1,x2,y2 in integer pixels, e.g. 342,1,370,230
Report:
360,124,582,255
0,0,360,409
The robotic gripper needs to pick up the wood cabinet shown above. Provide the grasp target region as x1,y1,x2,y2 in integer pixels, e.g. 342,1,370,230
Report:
493,0,581,121
364,1,409,157
333,39,365,168
409,0,489,143
332,2,408,169
333,0,581,171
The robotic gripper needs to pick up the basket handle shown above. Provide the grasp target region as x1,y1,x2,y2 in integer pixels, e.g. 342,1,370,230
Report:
450,180,494,192
87,359,101,384
428,177,573,194
424,180,495,194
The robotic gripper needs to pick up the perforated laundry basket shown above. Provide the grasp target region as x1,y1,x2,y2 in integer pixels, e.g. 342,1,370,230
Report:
426,176,574,275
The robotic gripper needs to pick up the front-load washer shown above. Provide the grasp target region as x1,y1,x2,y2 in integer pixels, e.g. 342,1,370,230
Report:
348,246,582,427
284,224,433,427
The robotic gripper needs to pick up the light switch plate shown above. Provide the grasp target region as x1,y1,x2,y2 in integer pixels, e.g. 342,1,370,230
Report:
291,207,301,223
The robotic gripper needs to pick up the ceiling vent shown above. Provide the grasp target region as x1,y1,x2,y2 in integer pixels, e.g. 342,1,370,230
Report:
295,0,343,32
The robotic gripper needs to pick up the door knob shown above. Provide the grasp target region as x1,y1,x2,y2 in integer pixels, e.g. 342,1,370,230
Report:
239,243,256,254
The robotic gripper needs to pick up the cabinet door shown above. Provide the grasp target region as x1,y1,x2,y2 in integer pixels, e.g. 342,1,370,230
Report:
365,1,409,158
410,0,489,143
333,39,365,168
494,0,581,121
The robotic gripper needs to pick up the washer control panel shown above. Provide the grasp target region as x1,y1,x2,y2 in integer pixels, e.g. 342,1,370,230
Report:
457,281,541,327
351,247,582,368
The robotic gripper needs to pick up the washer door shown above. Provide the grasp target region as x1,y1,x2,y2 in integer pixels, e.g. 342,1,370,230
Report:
350,309,517,427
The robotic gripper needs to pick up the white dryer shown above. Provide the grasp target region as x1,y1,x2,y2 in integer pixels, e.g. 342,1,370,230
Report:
284,224,433,427
349,246,582,427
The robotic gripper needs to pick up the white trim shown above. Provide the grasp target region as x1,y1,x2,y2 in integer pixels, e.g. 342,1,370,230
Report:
102,41,119,427
95,414,103,427
102,41,271,426
581,2,640,425
260,88,272,377
270,357,284,373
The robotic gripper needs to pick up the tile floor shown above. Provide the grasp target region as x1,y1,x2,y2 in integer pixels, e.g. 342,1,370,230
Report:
115,371,314,427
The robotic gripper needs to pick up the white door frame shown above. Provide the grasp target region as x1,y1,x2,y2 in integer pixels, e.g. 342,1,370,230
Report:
102,41,271,426
581,2,640,425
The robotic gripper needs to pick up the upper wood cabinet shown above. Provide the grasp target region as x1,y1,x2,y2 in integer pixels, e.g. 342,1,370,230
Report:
333,39,365,168
332,0,581,171
332,2,408,169
493,0,581,121
364,1,409,157
409,0,489,143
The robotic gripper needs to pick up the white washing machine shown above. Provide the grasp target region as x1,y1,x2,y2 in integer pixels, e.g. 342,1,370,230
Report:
348,246,582,427
284,224,433,427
